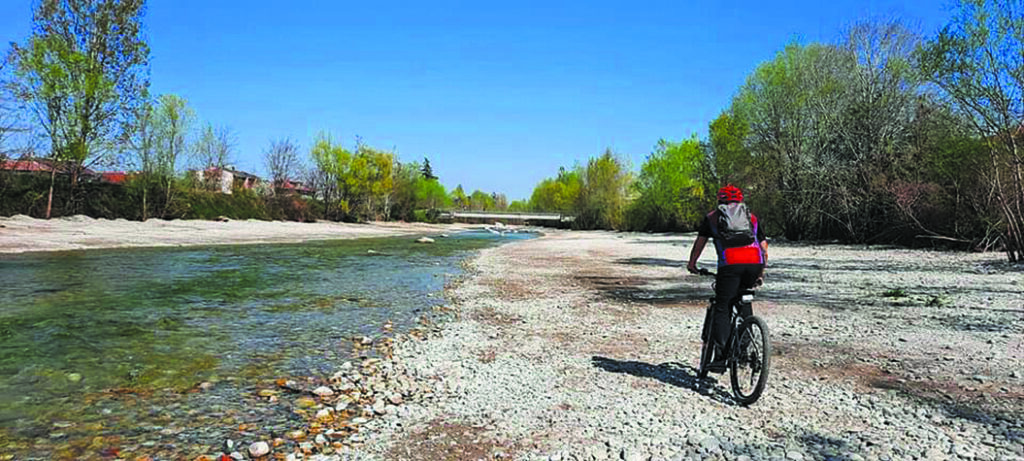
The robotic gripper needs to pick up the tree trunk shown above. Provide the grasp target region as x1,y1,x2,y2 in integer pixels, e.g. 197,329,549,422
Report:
45,167,56,219
142,182,148,221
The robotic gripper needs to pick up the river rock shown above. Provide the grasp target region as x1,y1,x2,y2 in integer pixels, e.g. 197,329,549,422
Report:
248,441,270,457
313,386,334,397
65,373,82,383
295,396,317,408
416,237,435,244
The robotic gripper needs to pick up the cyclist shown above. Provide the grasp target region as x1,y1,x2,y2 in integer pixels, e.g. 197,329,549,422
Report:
686,184,767,373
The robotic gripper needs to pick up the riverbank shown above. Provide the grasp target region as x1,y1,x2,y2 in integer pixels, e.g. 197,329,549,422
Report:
348,230,1023,460
0,214,474,254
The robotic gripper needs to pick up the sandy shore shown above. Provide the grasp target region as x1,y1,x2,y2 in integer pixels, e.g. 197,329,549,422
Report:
0,214,474,254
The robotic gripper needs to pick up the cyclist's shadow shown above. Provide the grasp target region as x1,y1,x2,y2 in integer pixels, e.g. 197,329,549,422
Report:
591,356,736,405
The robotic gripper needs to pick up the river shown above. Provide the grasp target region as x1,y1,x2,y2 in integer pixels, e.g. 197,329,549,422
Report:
0,230,530,459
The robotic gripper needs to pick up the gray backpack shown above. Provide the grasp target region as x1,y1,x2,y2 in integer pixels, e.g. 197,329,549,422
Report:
716,202,755,247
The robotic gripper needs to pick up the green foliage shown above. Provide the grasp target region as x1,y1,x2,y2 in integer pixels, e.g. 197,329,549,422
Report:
507,200,530,212
388,161,420,221
469,189,496,210
626,137,708,231
529,167,581,212
346,144,394,220
575,150,631,230
449,184,468,210
12,0,149,168
415,178,449,210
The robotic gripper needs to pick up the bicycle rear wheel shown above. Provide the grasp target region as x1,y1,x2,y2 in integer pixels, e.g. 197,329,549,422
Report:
730,315,771,405
697,307,714,380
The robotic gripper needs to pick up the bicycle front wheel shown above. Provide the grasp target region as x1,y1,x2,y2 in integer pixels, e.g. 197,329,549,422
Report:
730,315,771,405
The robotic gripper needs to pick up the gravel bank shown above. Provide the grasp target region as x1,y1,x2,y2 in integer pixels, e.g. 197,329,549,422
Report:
346,231,1023,461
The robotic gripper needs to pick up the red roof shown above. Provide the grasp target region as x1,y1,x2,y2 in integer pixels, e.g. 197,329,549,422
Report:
1,159,53,172
100,171,128,184
1,159,98,176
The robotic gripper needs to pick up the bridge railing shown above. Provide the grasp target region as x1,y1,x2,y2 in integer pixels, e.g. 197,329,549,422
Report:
437,210,575,222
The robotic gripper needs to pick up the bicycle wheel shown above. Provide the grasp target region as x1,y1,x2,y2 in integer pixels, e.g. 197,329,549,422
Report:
697,307,714,380
730,315,771,405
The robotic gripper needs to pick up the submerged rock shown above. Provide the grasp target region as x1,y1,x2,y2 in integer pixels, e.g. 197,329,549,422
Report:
415,237,435,244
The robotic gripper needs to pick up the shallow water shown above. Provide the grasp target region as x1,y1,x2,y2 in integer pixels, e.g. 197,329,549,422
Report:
0,230,530,459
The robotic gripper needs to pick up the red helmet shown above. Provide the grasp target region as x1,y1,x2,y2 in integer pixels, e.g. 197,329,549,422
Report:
717,184,743,203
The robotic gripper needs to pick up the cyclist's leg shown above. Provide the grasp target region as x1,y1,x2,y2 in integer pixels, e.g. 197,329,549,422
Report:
735,264,762,357
736,264,761,318
712,265,743,355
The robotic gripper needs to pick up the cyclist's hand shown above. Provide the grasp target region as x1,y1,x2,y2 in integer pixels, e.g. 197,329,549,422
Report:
686,263,698,274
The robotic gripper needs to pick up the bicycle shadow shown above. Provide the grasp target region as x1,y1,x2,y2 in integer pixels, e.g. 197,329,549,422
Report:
591,356,736,405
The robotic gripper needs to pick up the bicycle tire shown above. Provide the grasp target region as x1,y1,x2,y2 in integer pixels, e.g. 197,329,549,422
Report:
730,315,771,405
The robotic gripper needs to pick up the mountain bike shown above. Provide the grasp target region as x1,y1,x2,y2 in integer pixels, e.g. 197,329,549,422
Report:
695,268,771,405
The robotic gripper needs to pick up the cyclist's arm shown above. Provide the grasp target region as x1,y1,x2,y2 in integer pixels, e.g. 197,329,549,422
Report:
687,236,708,274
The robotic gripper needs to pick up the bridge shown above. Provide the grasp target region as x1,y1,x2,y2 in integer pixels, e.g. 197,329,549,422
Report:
438,210,575,224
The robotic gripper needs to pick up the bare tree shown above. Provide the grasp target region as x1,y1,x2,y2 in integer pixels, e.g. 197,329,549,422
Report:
264,137,300,188
193,123,235,170
920,0,1024,261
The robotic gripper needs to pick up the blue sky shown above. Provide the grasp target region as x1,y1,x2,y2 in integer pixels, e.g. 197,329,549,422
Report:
2,1,953,200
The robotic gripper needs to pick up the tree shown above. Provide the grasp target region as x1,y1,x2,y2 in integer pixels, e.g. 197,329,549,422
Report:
529,167,581,212
507,200,530,212
421,157,437,180
389,160,421,221
308,132,351,220
919,0,1024,261
628,137,707,231
469,189,495,210
126,98,157,219
450,184,468,209
10,0,149,217
193,123,235,171
151,94,194,215
0,60,29,160
264,137,301,189
346,144,394,220
575,149,631,230
415,178,448,210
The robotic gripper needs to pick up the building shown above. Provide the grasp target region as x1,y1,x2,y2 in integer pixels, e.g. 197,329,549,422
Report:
192,167,265,194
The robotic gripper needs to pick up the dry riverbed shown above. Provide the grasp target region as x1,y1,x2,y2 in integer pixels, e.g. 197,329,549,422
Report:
337,230,1023,461
0,214,472,254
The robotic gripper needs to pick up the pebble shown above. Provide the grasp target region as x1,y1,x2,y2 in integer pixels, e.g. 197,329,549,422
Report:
248,441,270,457
313,386,334,397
